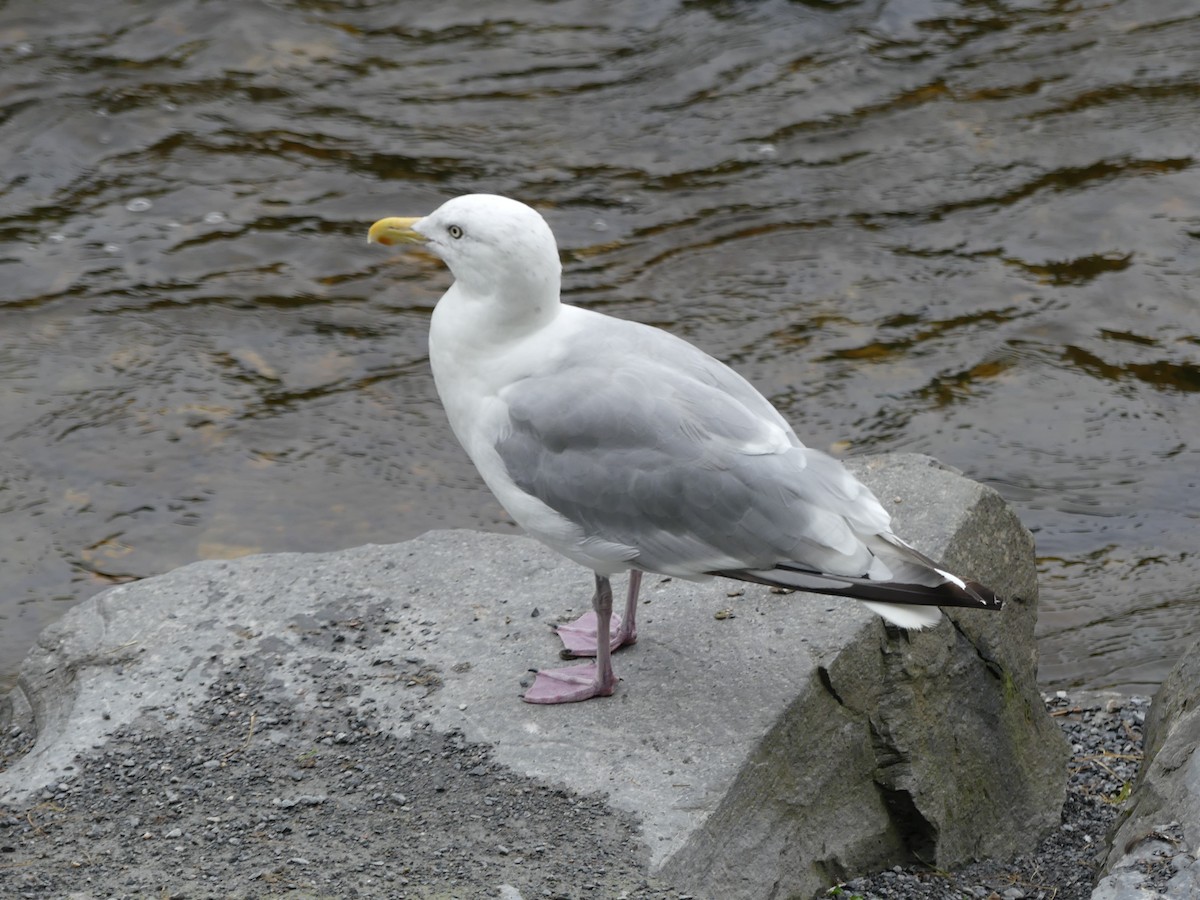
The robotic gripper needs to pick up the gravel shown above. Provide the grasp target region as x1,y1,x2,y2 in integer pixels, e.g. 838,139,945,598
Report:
1,656,686,900
1,664,1148,899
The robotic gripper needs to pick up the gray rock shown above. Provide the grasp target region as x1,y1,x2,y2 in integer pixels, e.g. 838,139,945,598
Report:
1166,857,1200,896
664,456,1067,893
0,453,1066,899
1100,636,1200,900
1090,868,1164,900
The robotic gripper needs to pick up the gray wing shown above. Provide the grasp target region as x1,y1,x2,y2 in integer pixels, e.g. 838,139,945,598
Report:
494,316,890,576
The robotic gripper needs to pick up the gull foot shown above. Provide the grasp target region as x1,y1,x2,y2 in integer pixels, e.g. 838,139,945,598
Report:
553,610,637,658
521,663,617,704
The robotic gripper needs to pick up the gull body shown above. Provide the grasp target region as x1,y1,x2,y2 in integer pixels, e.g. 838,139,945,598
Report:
369,194,1001,703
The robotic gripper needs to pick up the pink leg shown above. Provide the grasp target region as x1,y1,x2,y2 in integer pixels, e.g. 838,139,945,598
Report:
553,570,641,658
523,574,618,704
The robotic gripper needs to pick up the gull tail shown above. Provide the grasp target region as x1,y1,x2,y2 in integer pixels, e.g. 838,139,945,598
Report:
862,601,943,630
710,538,1002,631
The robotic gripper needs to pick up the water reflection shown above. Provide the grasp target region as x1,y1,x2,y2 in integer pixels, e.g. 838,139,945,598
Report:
1,0,1198,693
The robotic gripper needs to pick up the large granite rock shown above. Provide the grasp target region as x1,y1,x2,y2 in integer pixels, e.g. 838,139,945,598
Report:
1095,638,1200,899
0,453,1066,899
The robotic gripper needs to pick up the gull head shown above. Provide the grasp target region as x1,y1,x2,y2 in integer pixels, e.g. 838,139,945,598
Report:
369,194,562,303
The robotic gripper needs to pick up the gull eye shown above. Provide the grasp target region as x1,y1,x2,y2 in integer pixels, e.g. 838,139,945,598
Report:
447,224,464,239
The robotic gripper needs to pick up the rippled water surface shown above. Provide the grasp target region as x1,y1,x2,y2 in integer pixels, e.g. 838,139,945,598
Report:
2,0,1198,692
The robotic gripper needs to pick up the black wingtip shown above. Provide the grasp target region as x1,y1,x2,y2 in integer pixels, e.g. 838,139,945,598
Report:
713,567,1005,612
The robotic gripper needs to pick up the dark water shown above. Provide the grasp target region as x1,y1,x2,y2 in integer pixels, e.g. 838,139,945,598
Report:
1,0,1197,693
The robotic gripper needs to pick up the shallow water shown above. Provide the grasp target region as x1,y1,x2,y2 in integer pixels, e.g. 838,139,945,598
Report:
1,0,1197,693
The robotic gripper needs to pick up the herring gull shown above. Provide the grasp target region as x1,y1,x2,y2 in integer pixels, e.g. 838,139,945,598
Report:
368,194,1001,704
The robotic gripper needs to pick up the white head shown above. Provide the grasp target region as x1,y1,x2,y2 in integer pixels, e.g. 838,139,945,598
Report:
369,194,562,307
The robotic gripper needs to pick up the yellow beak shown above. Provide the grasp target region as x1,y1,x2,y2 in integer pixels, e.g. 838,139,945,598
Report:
367,216,426,247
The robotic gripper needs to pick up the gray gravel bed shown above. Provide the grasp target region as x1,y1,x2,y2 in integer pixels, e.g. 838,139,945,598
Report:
1,655,687,900
2,670,1147,899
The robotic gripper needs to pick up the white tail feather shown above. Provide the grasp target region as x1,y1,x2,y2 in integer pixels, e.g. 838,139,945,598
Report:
861,600,942,630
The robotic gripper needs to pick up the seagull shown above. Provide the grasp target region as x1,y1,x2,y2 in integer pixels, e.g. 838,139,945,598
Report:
368,194,1001,704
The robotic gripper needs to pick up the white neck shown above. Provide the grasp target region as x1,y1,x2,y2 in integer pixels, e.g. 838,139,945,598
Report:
428,281,565,447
